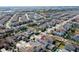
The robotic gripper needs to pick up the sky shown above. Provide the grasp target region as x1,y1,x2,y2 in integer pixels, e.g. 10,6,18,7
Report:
0,0,79,6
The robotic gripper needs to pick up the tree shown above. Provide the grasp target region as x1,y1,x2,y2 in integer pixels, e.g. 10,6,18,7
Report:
71,28,75,33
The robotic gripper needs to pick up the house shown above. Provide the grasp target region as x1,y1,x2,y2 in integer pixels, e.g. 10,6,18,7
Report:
0,24,5,29
65,44,76,52
16,40,34,52
45,44,55,50
72,34,79,41
0,30,5,38
5,28,14,33
63,23,72,30
56,49,69,52
5,36,15,44
53,29,66,36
